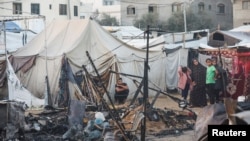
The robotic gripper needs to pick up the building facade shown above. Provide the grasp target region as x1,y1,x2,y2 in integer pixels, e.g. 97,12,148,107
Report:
0,0,81,25
80,0,121,24
190,0,233,30
120,0,190,26
232,0,250,27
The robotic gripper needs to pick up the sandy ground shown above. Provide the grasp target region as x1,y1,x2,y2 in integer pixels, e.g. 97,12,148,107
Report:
144,93,203,141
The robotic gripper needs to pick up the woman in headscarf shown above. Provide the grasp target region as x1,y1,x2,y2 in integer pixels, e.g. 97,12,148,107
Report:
189,58,207,107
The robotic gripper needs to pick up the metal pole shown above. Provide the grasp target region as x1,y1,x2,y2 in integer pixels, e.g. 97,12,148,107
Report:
3,21,7,61
43,17,52,107
3,20,8,99
84,52,130,141
141,25,150,141
44,17,48,85
183,2,187,33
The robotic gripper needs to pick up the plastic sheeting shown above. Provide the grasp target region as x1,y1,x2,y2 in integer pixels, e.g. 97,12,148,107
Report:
6,57,44,108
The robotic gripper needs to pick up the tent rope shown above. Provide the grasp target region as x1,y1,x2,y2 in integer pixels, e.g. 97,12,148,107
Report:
91,32,145,62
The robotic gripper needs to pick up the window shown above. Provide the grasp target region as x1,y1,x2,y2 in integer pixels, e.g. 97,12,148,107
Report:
148,6,154,13
198,2,205,12
242,1,250,9
103,0,113,5
31,3,40,15
208,5,212,10
148,4,157,13
127,5,135,15
74,6,78,16
172,3,181,12
13,3,22,14
49,4,52,10
59,4,67,15
243,22,250,25
217,3,225,14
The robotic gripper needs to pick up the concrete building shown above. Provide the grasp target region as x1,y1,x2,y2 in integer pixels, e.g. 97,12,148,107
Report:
79,1,93,19
120,0,191,26
232,0,250,28
190,0,233,30
80,0,191,26
80,0,121,24
0,0,81,25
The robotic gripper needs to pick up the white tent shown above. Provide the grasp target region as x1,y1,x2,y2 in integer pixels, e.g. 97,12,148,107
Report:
0,31,37,54
103,26,157,48
9,19,169,106
160,30,210,90
230,25,250,32
0,19,42,55
102,25,152,40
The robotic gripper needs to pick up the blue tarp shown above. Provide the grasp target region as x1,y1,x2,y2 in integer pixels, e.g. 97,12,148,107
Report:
0,21,22,33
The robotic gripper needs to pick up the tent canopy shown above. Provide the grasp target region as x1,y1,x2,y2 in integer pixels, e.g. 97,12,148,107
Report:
208,30,250,48
10,19,171,106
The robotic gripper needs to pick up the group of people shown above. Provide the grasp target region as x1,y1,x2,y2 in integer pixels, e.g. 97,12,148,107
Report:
113,57,228,107
178,57,228,108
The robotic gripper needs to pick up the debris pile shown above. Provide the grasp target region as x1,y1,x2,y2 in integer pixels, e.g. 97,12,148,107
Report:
0,98,197,141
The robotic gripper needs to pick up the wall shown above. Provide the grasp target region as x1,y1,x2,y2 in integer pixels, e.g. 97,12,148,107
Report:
120,0,189,26
191,0,233,30
80,0,121,24
0,0,81,26
232,0,250,27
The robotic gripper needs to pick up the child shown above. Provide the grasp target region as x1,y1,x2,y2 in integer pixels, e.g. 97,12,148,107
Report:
178,66,192,101
205,58,217,104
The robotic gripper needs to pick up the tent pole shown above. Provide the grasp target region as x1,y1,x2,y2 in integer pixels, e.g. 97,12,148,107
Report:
3,20,7,63
43,17,52,107
141,25,150,141
84,52,130,141
3,19,9,100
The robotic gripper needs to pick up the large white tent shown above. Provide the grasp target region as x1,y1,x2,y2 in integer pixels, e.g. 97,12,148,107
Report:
9,19,173,106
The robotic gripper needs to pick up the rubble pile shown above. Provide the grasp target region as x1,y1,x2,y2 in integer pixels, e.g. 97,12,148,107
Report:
148,107,196,137
24,109,69,141
0,100,197,141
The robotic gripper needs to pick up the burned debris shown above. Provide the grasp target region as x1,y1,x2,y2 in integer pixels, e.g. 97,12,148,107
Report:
0,52,197,141
0,95,197,141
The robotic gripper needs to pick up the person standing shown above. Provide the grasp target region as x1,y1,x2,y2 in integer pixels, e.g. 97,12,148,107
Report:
178,66,192,101
212,57,228,103
205,58,217,104
189,58,207,107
